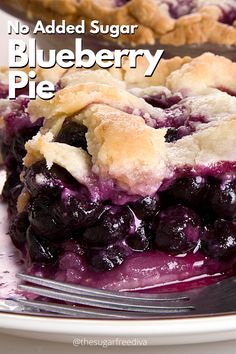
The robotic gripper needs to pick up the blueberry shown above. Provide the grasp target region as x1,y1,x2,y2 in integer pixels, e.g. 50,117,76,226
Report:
25,161,80,197
88,245,127,272
164,176,207,208
29,195,66,240
56,121,88,150
82,207,132,248
26,226,58,264
129,196,160,220
25,161,62,196
154,205,201,254
9,212,29,249
220,9,236,25
201,220,236,260
208,179,236,219
12,135,27,164
126,225,149,251
165,128,178,143
62,195,103,229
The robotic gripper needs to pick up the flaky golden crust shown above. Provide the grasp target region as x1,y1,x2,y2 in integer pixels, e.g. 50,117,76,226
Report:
80,104,168,195
24,53,236,196
5,0,236,46
168,118,236,167
166,53,236,95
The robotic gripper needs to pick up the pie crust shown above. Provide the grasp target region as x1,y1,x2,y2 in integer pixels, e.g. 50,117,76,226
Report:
24,52,236,197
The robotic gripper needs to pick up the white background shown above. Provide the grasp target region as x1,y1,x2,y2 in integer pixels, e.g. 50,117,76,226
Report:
0,8,236,354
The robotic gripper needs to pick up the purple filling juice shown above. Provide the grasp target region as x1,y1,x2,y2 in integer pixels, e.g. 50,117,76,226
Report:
165,0,196,19
219,5,236,25
115,0,131,7
144,93,207,141
7,154,236,292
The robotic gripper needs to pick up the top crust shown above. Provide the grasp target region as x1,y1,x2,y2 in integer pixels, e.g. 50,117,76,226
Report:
168,118,236,167
166,53,236,95
24,53,236,196
5,0,236,46
80,104,168,196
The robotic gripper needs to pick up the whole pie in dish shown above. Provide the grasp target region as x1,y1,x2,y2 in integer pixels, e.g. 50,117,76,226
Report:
1,52,236,292
4,0,236,46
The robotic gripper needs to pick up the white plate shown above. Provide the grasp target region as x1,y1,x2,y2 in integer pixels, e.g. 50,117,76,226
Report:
1,312,236,345
0,172,236,345
1,11,236,347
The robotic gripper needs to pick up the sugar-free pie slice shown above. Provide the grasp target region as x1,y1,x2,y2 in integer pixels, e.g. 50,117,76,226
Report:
4,0,236,46
1,52,236,292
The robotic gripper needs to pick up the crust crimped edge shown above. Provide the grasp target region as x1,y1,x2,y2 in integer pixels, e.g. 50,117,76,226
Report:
22,53,236,197
4,0,236,46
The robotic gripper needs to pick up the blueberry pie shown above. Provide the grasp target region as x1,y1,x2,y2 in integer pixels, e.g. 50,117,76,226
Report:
1,52,236,292
5,0,236,46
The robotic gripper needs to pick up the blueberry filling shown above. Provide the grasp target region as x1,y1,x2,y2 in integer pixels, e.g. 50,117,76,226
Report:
26,226,59,264
129,196,160,220
6,157,236,285
164,127,178,142
154,205,201,254
62,194,103,229
162,107,207,140
56,120,88,151
163,0,236,25
82,207,132,248
207,179,236,220
201,220,236,261
219,7,236,25
29,194,69,241
144,94,207,141
163,176,208,208
24,160,84,197
115,0,131,7
126,224,150,252
88,245,128,272
2,97,236,291
144,93,182,110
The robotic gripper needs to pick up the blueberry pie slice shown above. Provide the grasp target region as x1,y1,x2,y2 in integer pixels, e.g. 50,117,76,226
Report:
2,52,236,292
5,0,236,46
